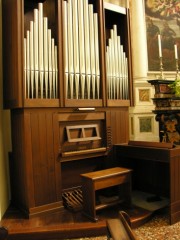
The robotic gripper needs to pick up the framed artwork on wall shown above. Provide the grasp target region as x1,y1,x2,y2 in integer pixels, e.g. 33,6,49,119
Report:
135,86,154,106
144,0,180,71
139,117,152,133
129,113,159,142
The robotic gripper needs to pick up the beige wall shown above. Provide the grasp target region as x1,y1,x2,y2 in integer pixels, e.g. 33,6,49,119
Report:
0,0,11,220
129,0,159,142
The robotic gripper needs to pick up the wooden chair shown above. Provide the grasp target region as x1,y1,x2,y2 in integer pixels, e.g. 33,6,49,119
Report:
107,211,138,240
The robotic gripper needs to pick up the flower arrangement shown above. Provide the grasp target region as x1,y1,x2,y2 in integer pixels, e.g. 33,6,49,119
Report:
169,79,180,97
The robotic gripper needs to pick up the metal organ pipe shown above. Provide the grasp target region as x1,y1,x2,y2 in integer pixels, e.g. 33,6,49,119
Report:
43,17,48,98
67,0,74,99
89,4,96,99
26,31,30,99
83,0,91,99
62,0,69,99
72,0,80,99
78,0,86,99
30,21,34,99
94,13,100,99
24,38,27,98
48,29,52,99
38,3,44,99
34,9,39,98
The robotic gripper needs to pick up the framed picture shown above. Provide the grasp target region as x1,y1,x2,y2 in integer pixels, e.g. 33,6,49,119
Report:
139,117,152,133
134,85,154,106
145,0,180,71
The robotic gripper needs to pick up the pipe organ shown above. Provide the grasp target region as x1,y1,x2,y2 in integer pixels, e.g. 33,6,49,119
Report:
2,0,132,218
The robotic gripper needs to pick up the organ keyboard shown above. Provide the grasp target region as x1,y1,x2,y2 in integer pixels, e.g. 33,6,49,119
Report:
62,147,107,157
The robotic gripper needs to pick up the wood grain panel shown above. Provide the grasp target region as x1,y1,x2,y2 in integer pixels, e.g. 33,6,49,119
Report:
2,0,23,108
11,110,27,207
30,111,59,205
171,155,180,202
109,108,129,144
10,109,62,216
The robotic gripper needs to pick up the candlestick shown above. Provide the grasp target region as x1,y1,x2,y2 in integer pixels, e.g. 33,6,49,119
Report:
175,59,180,80
174,44,178,60
158,34,162,58
157,57,165,80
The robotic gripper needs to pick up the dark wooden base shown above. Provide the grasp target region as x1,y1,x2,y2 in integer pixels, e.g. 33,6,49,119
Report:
0,204,155,240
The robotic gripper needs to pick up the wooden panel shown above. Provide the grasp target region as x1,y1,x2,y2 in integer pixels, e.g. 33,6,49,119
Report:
171,155,180,202
2,0,23,108
29,110,60,205
115,144,180,224
11,110,29,208
115,144,170,196
10,109,62,216
61,157,104,190
24,111,36,207
65,99,103,108
115,144,171,163
108,108,129,145
58,112,105,122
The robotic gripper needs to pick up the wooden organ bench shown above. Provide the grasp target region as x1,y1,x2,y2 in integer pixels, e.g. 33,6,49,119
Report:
81,167,132,221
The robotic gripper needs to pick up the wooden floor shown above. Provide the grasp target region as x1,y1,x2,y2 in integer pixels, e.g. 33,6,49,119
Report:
0,204,153,240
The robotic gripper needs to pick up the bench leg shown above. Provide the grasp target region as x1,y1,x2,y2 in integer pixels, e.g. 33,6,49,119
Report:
81,180,98,221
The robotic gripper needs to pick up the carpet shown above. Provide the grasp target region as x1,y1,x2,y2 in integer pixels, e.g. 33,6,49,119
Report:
134,212,180,240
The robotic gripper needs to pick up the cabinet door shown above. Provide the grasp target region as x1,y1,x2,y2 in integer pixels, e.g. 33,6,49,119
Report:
10,109,62,217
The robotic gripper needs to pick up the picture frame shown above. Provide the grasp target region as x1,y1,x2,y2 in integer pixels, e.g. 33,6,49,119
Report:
144,0,180,72
135,86,154,106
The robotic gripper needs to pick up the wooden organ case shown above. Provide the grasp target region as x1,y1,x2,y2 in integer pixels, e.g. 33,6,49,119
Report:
2,0,133,217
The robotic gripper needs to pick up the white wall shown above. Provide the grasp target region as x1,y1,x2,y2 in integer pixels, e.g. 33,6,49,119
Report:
129,0,159,142
0,0,12,220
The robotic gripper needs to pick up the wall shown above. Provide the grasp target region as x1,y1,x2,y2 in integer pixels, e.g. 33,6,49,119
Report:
0,0,12,220
129,0,159,142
